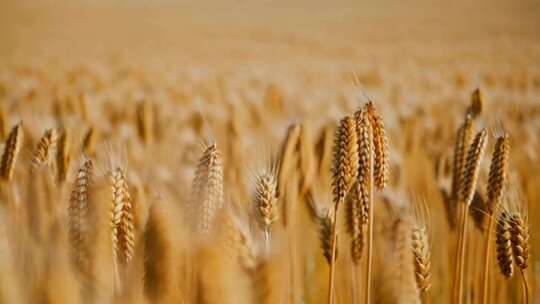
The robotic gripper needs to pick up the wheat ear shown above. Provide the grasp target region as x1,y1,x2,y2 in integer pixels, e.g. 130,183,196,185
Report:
253,171,278,252
365,102,389,190
0,122,23,182
496,210,514,278
111,166,135,265
190,142,224,237
30,129,58,173
449,116,473,230
468,88,483,118
67,158,93,274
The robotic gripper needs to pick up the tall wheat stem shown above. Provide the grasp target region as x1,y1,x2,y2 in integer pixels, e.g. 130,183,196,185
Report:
327,202,339,304
521,269,529,304
456,203,469,304
481,214,495,304
364,161,373,304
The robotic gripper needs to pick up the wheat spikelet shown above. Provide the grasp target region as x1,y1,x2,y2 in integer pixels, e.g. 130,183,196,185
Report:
331,115,358,205
365,102,388,189
276,124,300,198
30,129,58,173
253,172,278,234
319,209,337,264
56,129,71,183
451,116,474,202
469,88,483,118
0,122,23,181
67,158,93,272
111,166,135,265
190,142,224,236
509,214,529,271
495,210,514,278
460,129,488,205
486,132,509,212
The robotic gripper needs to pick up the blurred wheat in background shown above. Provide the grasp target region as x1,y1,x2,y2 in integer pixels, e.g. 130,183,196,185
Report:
0,0,539,303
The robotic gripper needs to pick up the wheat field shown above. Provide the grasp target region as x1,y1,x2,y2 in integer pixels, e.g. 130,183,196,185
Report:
0,0,539,303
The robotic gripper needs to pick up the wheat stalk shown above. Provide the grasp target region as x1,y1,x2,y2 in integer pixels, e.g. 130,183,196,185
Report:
0,122,23,182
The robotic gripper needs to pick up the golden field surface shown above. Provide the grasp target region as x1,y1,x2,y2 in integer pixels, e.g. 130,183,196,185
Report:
0,0,539,303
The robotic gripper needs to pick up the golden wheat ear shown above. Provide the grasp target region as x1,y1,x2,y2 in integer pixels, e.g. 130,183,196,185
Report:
67,158,93,274
460,128,488,206
319,208,337,264
451,115,474,203
252,170,278,251
468,88,483,118
495,209,514,279
365,101,389,190
190,142,224,238
331,115,359,206
110,166,135,266
410,198,431,293
30,128,59,173
486,129,510,212
0,122,24,182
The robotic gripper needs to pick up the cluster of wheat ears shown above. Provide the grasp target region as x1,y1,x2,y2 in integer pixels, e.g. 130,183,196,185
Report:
0,72,535,304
